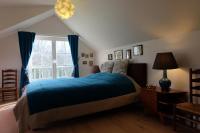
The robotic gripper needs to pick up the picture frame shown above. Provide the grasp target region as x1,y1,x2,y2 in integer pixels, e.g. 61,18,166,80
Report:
133,45,143,56
126,49,132,59
82,61,87,65
108,54,113,60
81,53,85,57
89,61,93,66
114,50,123,60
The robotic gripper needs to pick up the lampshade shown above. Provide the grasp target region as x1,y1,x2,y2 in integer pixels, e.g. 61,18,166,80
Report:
153,52,178,70
55,0,75,19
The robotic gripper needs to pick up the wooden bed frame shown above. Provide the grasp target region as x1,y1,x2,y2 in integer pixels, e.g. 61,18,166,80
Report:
127,63,147,87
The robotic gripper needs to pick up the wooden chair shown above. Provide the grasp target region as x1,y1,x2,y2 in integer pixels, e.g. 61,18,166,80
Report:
1,69,18,101
174,68,200,131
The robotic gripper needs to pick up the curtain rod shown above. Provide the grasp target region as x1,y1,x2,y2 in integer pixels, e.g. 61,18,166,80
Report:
17,30,85,42
36,34,85,41
36,34,79,37
17,28,82,39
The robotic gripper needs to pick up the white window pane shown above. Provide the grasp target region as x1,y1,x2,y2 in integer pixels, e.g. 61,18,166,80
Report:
56,41,71,53
32,40,52,67
56,40,73,78
28,37,73,81
30,68,53,80
56,54,73,66
56,66,73,78
28,39,53,81
31,53,42,66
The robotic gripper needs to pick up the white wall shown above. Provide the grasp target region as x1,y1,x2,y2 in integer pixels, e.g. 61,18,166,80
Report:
96,30,200,91
24,15,72,37
79,41,95,76
0,15,94,87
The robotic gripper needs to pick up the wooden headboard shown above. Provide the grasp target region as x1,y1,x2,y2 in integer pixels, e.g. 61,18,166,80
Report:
127,63,147,87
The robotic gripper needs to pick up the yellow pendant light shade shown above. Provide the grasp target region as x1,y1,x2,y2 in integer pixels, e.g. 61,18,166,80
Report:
55,0,75,19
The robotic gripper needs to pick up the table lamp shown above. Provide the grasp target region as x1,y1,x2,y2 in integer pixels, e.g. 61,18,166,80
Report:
153,52,178,91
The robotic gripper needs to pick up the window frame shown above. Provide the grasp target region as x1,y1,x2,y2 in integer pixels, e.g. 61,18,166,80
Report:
28,35,73,81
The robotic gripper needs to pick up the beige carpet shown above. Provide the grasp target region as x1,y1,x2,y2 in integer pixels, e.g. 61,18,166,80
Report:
0,102,18,133
0,103,195,133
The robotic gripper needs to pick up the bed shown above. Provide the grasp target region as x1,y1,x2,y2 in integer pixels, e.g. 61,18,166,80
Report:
14,63,147,133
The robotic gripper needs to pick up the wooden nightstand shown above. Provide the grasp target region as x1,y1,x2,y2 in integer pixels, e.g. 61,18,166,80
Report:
140,87,187,123
139,87,157,114
156,88,187,123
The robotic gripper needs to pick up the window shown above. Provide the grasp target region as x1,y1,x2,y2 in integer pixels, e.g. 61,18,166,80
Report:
28,36,73,81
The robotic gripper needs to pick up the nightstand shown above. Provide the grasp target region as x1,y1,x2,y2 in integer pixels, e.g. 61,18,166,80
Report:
139,87,157,114
140,87,187,123
156,88,187,123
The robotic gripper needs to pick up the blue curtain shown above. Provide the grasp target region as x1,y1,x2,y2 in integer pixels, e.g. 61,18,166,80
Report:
18,31,36,96
68,35,79,78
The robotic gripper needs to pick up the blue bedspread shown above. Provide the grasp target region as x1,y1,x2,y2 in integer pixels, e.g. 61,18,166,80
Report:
27,73,135,115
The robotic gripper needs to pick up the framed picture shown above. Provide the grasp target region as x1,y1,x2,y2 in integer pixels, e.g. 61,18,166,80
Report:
90,53,94,58
114,50,123,60
81,53,85,57
85,54,89,58
133,45,143,56
82,61,87,65
108,54,113,60
89,61,93,66
126,49,132,59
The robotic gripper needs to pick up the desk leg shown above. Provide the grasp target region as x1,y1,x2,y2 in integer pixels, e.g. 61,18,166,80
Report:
159,112,166,124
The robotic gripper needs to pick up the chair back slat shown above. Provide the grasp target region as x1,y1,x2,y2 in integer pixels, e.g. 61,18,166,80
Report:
189,68,200,103
2,69,17,88
191,69,200,74
192,86,200,90
3,69,17,72
1,69,18,101
191,78,200,83
3,82,16,85
3,78,16,81
3,74,16,77
191,94,200,97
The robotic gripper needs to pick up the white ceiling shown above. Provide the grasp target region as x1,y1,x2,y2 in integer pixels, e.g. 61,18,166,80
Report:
1,0,200,50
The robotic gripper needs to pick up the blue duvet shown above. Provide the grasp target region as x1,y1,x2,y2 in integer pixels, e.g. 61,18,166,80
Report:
27,72,135,115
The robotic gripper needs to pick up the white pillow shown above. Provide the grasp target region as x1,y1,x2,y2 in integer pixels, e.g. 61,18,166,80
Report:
112,60,129,74
100,61,114,73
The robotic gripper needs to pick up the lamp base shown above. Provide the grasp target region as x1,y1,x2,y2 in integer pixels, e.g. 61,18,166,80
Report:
159,70,171,92
159,78,171,92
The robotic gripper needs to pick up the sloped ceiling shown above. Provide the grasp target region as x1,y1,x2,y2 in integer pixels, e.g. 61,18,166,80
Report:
1,0,200,50
0,6,54,38
0,6,53,31
65,0,200,50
